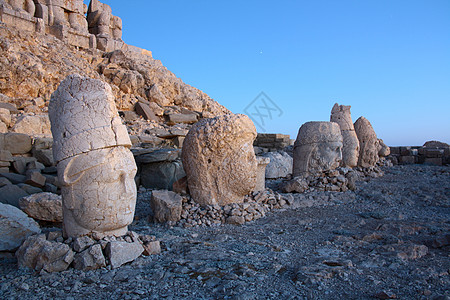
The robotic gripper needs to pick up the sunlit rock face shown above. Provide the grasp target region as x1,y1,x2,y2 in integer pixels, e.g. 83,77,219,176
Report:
49,74,137,238
293,121,343,177
330,103,360,168
181,114,257,206
354,116,379,168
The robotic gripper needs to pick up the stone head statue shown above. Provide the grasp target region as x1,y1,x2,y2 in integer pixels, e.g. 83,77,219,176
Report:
181,114,257,206
330,103,360,167
354,116,379,168
49,74,137,238
293,121,343,177
377,138,390,157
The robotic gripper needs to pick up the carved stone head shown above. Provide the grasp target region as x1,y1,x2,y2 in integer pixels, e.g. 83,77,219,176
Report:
181,114,257,206
49,74,137,238
354,116,379,168
293,121,343,177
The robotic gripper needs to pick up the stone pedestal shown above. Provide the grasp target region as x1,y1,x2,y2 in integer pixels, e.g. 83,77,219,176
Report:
255,156,270,192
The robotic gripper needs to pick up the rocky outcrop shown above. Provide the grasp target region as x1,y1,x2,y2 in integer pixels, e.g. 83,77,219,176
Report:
182,114,257,206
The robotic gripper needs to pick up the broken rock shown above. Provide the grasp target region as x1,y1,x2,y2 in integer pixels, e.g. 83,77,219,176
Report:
18,192,62,222
106,241,144,269
150,190,182,223
73,244,106,271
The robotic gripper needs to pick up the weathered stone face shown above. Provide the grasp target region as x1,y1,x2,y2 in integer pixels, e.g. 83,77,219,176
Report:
49,74,137,238
354,117,379,168
293,121,343,177
181,114,257,206
330,103,359,167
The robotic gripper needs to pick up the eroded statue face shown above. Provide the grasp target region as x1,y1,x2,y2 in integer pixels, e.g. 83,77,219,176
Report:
58,146,137,237
314,141,343,171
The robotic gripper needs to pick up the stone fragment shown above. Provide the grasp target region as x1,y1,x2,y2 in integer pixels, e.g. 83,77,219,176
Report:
0,108,11,127
354,117,379,168
255,156,270,192
377,139,390,157
282,177,309,193
73,244,106,270
226,216,245,225
18,183,43,195
0,184,29,207
25,170,46,187
0,177,12,187
12,115,51,136
172,176,188,194
0,121,7,133
0,101,19,114
0,203,41,251
182,114,257,206
150,190,182,223
330,103,360,167
49,74,137,238
33,149,54,166
0,133,32,154
135,102,158,121
73,235,96,252
119,110,139,122
0,150,13,162
16,234,74,272
0,172,26,184
18,192,62,222
142,241,161,256
147,84,170,106
105,241,144,269
262,151,293,179
293,122,343,177
167,113,198,125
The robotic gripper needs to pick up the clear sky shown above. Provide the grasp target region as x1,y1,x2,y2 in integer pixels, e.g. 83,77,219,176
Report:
85,1,450,146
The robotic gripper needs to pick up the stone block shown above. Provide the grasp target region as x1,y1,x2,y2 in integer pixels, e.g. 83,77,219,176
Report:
0,203,41,251
134,148,181,164
19,192,62,222
150,190,182,223
0,183,29,207
167,113,198,125
0,177,12,187
255,156,270,192
105,241,144,269
73,244,106,270
25,170,46,188
0,172,26,184
0,133,32,154
142,241,161,256
135,102,158,121
33,149,54,166
17,183,43,195
0,150,13,162
0,161,10,167
262,151,293,179
399,156,416,165
424,149,444,158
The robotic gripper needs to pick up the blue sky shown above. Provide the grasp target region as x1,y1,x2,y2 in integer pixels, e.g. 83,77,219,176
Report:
85,1,450,146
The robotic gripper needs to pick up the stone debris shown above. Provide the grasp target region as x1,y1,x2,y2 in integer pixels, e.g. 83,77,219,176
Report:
261,151,293,179
0,203,41,251
18,192,62,222
105,241,144,269
150,190,183,223
182,114,258,206
388,140,450,166
73,244,106,271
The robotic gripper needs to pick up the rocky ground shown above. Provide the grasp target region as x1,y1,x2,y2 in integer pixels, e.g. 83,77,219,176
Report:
0,164,449,299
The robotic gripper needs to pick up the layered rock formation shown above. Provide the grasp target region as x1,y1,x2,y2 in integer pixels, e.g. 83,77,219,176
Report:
181,114,257,206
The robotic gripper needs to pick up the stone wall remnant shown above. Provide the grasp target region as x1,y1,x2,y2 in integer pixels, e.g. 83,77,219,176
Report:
49,74,137,238
354,117,379,168
330,103,360,167
181,114,257,206
293,121,343,177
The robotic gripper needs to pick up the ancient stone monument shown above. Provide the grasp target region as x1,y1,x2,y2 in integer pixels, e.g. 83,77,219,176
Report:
378,138,390,157
330,103,360,167
293,121,343,177
87,0,123,51
354,116,379,168
181,114,258,206
255,156,270,192
48,74,137,238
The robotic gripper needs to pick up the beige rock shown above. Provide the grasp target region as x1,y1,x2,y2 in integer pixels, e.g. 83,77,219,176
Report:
182,114,257,206
49,74,137,238
105,241,144,269
354,117,379,168
73,244,106,270
293,122,343,177
255,156,270,192
0,133,32,154
330,103,359,167
19,192,62,222
0,121,7,133
0,203,41,251
378,138,390,157
11,114,51,136
0,108,11,127
150,190,182,223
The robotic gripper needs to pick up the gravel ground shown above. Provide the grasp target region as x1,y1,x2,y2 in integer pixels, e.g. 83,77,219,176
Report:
1,164,449,299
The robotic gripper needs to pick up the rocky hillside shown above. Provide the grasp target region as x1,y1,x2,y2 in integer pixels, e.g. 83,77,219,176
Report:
0,23,229,123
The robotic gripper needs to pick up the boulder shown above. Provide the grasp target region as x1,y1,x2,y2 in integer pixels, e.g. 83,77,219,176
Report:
282,177,309,193
182,114,257,206
73,244,106,270
16,234,74,272
105,241,144,269
25,170,46,188
12,115,52,136
0,108,11,127
354,117,379,168
18,192,62,222
150,190,183,223
33,149,54,166
0,133,32,154
72,235,96,253
0,203,41,251
262,151,293,179
140,160,185,190
135,102,158,121
0,184,29,207
142,241,161,256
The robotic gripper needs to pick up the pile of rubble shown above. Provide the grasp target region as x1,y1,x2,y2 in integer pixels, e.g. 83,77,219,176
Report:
16,230,160,273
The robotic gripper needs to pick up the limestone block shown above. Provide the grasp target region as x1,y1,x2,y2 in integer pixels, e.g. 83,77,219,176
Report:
73,244,106,270
293,122,343,177
255,156,270,192
49,74,137,238
330,103,359,167
19,192,62,222
0,133,32,154
0,203,40,251
25,170,46,187
135,102,158,121
262,151,293,179
142,241,161,256
0,107,11,126
181,114,258,206
167,113,198,125
0,184,29,207
105,241,144,269
16,234,74,272
150,190,183,223
354,117,379,168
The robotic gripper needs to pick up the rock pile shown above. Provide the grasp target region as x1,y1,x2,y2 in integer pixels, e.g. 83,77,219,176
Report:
16,230,160,272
